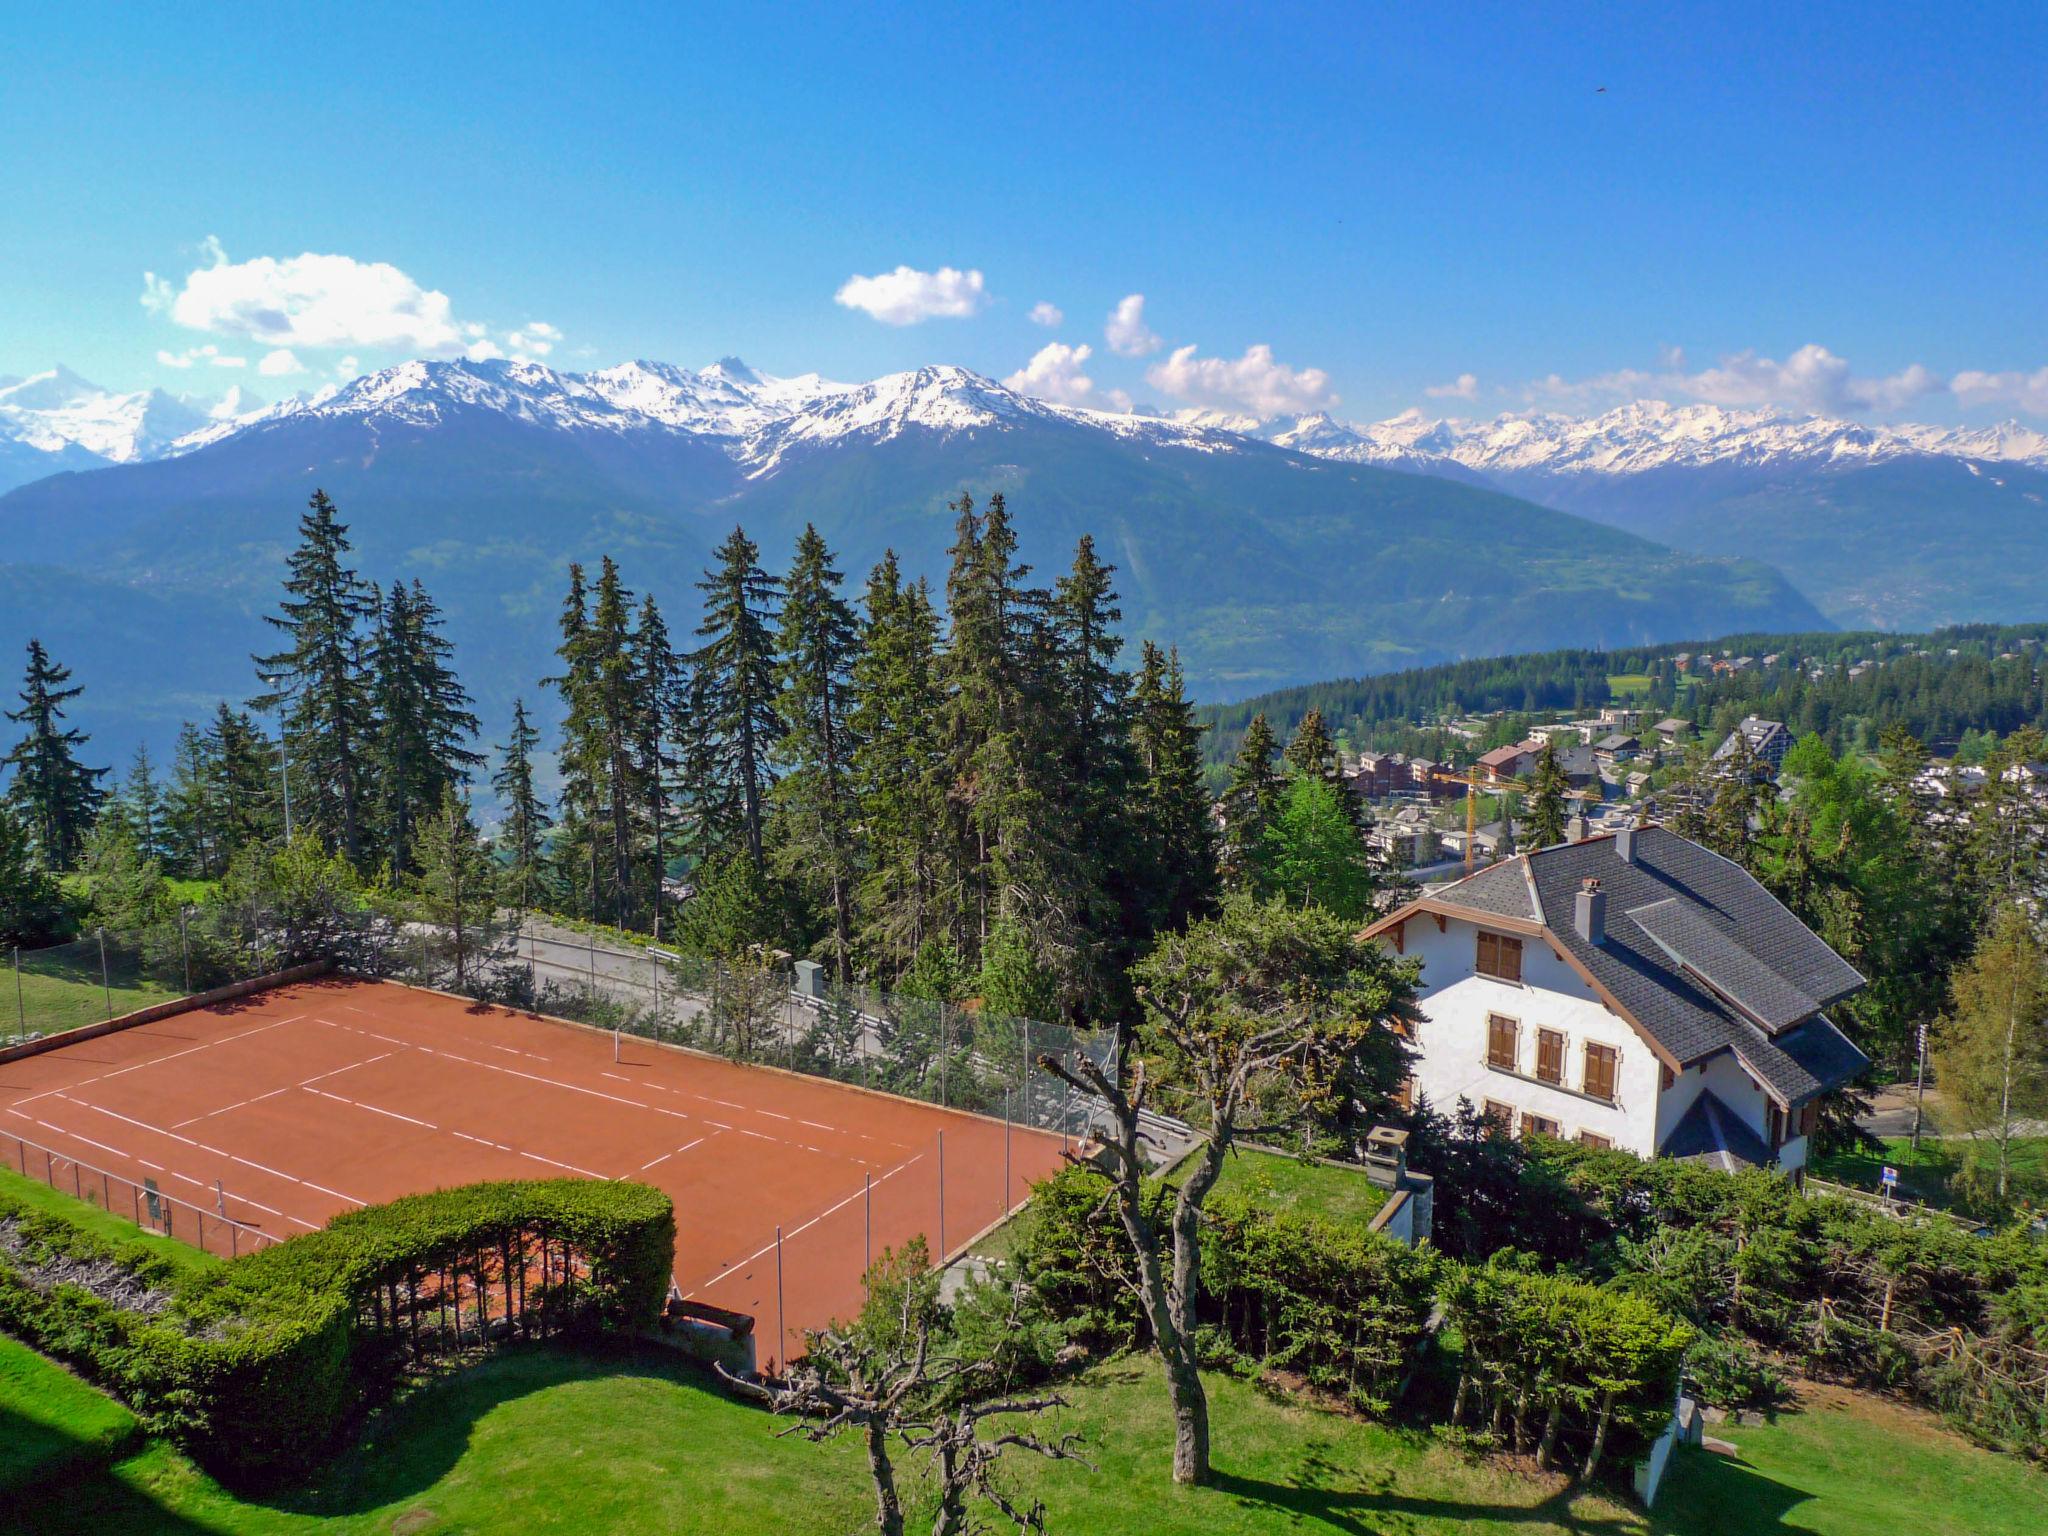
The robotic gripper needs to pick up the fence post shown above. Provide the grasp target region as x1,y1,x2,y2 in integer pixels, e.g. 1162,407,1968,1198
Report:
11,946,21,1045
937,1130,946,1259
1004,1090,1012,1217
588,933,598,1008
865,1172,872,1273
775,1225,786,1371
99,928,112,1021
179,907,192,994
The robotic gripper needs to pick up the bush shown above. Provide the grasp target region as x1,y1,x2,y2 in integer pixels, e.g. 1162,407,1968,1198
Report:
1685,1331,1787,1412
0,1177,672,1485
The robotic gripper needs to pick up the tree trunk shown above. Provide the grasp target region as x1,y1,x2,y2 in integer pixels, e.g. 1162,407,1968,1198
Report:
1167,1346,1212,1487
863,1417,905,1536
1536,1400,1563,1468
1580,1390,1616,1481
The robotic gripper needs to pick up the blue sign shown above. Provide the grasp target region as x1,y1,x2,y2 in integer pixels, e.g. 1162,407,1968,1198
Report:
1881,1165,1899,1189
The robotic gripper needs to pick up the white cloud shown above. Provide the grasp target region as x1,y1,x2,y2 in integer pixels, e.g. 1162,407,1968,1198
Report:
504,323,558,360
1105,293,1161,357
1425,372,1479,401
1028,301,1064,328
257,348,305,377
1003,342,1096,406
1145,343,1337,416
207,385,254,420
1951,366,2048,416
464,338,505,362
834,265,988,325
156,342,244,370
334,355,360,379
142,237,465,353
1523,343,1944,417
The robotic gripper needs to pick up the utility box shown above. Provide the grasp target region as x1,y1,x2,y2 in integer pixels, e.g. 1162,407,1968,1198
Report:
792,959,825,1000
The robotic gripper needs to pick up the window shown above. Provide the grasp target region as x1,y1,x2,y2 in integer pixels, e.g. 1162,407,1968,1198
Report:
1766,1101,1784,1145
1536,1028,1565,1085
1487,1013,1520,1072
1796,1102,1817,1138
1392,1075,1415,1112
1521,1113,1560,1140
1476,930,1523,983
1578,1130,1613,1150
1583,1042,1619,1102
1481,1099,1514,1132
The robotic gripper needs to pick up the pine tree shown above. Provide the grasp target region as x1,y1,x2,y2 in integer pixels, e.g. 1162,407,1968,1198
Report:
163,722,218,878
252,490,378,865
690,529,782,874
1935,904,2048,1203
207,704,282,859
1131,642,1221,934
369,578,480,876
115,744,168,866
1219,712,1284,892
850,555,950,976
0,802,64,944
491,698,552,916
773,525,863,979
550,563,602,920
632,594,684,929
1282,707,1361,829
554,558,655,926
1526,738,1570,850
2,639,106,868
412,786,500,993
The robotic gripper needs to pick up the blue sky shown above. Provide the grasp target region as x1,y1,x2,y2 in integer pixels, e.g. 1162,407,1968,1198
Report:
4,3,2045,423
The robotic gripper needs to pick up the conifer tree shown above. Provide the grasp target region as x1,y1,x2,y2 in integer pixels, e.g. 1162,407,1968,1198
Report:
208,704,282,858
0,802,63,944
2,639,106,868
690,528,782,874
491,698,552,917
1131,642,1220,934
551,563,603,919
369,578,480,875
774,525,863,978
1935,903,2048,1203
1282,707,1361,829
164,722,217,878
850,556,950,976
115,744,168,865
555,558,655,926
412,786,500,992
1219,712,1284,892
632,593,684,927
1526,738,1570,849
252,490,378,865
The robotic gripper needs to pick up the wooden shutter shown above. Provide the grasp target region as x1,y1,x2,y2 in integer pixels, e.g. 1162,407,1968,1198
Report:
1578,1130,1612,1150
1583,1042,1618,1102
1487,1013,1519,1071
1536,1028,1565,1084
1482,1099,1513,1132
1521,1113,1560,1139
1476,930,1523,980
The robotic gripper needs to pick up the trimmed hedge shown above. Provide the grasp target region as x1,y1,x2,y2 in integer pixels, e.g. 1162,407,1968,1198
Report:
0,1178,673,1485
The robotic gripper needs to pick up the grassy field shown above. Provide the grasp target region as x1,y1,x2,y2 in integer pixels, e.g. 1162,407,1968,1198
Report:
1814,1134,2048,1210
9,939,182,1039
1607,672,1656,698
10,1342,2040,1536
0,1165,224,1283
1654,1381,2048,1536
1210,1146,1390,1225
0,1333,141,1496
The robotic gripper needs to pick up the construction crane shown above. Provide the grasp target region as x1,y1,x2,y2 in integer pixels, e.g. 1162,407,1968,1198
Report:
1429,768,1519,874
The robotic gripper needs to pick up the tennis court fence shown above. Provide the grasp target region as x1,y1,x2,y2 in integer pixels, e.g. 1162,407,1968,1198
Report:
3,1130,282,1258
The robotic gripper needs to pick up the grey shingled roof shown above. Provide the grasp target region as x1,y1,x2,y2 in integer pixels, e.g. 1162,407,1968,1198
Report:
1431,858,1536,922
1522,827,1868,1103
1661,1089,1775,1170
1630,897,1820,1031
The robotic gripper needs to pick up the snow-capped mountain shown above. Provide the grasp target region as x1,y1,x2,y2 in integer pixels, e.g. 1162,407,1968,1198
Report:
0,367,226,474
1229,399,2048,478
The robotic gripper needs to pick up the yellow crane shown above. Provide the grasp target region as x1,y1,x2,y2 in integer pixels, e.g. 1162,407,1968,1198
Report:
1429,768,1519,874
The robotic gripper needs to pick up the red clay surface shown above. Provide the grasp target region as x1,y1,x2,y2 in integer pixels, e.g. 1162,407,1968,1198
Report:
0,977,1068,1363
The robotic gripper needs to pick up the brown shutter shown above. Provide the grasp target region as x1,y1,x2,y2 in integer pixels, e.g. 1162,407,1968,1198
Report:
1487,1014,1519,1071
1501,935,1523,983
1583,1043,1618,1101
1536,1028,1565,1084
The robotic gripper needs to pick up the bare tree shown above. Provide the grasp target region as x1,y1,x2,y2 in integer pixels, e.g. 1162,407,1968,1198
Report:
722,1243,1088,1536
1040,894,1414,1485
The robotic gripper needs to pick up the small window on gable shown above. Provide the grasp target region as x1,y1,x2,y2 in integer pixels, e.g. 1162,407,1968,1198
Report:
1476,930,1524,983
1487,1013,1520,1072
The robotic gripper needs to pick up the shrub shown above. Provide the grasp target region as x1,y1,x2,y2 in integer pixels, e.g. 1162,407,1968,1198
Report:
0,1177,672,1485
1685,1331,1787,1412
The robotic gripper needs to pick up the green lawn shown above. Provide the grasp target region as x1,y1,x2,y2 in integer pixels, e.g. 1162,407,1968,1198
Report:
1814,1134,2048,1211
0,1333,141,1496
1654,1382,2048,1536
1607,673,1655,698
8,942,181,1040
0,1165,224,1284
1210,1146,1390,1226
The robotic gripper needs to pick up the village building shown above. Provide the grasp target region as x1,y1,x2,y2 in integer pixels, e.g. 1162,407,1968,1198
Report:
1366,824,1866,1178
1713,715,1792,770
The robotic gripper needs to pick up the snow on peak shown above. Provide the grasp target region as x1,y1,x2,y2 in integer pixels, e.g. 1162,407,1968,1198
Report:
0,366,222,464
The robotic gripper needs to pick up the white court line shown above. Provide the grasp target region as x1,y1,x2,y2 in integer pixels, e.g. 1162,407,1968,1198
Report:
519,1148,611,1180
640,1134,709,1172
299,1051,394,1089
686,1150,928,1297
171,1083,294,1130
9,1014,309,1108
303,1086,436,1129
44,1093,368,1209
799,1120,837,1132
68,1132,131,1161
756,1110,791,1121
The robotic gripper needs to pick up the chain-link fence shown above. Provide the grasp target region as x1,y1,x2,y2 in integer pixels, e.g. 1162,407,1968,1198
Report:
10,909,1115,1145
3,1130,280,1257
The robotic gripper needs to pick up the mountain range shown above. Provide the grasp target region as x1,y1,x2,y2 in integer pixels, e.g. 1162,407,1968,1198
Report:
0,357,1823,758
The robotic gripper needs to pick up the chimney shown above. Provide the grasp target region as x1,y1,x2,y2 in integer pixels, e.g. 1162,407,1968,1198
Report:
1615,823,1636,864
1575,877,1607,945
1567,813,1589,843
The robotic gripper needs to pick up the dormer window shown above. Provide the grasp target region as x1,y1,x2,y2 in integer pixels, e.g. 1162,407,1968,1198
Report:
1476,930,1523,983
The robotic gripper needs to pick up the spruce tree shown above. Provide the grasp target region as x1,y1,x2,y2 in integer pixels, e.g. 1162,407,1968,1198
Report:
632,594,683,928
207,704,282,859
370,578,480,876
690,528,782,874
1219,712,1284,892
1282,707,1360,828
1131,642,1220,935
252,490,378,864
164,722,217,878
773,525,862,978
554,558,655,926
412,786,500,992
491,698,552,917
1526,738,1570,849
550,563,602,919
850,555,950,976
113,744,168,866
0,802,64,944
2,639,106,868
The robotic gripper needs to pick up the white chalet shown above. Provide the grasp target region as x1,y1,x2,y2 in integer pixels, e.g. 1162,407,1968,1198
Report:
1365,824,1867,1177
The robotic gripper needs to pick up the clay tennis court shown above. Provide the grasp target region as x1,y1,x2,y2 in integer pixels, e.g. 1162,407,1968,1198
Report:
0,976,1071,1363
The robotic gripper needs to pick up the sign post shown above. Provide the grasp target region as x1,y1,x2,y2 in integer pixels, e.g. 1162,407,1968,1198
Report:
1910,1021,1928,1150
1880,1164,1899,1202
